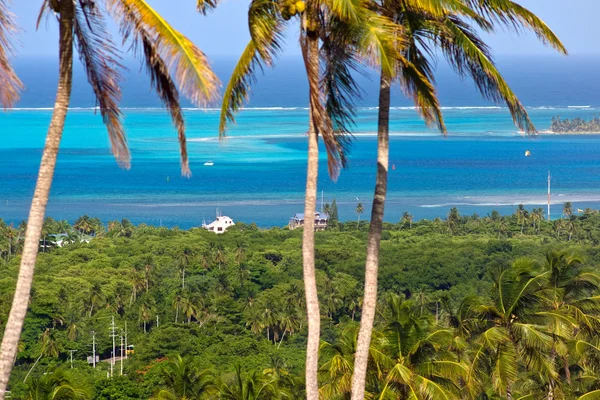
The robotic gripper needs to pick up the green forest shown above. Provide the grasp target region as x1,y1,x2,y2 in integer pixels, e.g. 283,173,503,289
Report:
2,204,600,399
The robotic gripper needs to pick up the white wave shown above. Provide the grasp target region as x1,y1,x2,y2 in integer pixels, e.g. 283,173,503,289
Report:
419,194,600,208
568,105,591,108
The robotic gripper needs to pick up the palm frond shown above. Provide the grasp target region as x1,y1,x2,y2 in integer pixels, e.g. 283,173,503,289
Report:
220,0,285,136
197,0,220,15
248,0,285,63
320,13,364,163
0,0,22,107
578,390,600,400
109,0,219,105
36,0,56,30
74,1,129,167
463,0,567,54
140,35,189,176
397,48,445,133
301,31,344,179
109,0,219,176
439,16,535,133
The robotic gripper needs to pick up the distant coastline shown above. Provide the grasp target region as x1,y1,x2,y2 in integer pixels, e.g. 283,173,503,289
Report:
547,115,600,134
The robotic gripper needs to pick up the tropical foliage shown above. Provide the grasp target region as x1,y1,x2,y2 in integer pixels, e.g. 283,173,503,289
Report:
2,208,600,398
551,116,600,133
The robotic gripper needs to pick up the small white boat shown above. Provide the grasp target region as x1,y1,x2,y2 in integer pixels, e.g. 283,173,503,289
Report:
204,161,214,166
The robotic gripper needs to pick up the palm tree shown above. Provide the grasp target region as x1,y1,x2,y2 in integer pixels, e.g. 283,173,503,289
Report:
563,202,573,219
352,1,566,395
143,255,154,293
139,297,155,333
447,207,461,236
531,207,544,234
23,328,62,384
377,295,467,399
25,367,88,400
218,2,398,396
515,204,529,234
84,282,105,318
151,355,215,400
217,364,289,400
466,260,553,398
73,215,93,235
400,211,413,229
355,202,364,229
178,247,194,289
0,0,219,391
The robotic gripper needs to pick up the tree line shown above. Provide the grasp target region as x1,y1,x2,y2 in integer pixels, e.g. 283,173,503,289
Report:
2,208,600,397
551,116,600,133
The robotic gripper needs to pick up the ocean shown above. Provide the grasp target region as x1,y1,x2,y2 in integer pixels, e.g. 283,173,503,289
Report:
1,55,600,228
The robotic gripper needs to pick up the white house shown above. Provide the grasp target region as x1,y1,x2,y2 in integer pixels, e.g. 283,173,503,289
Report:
203,215,235,234
288,211,329,231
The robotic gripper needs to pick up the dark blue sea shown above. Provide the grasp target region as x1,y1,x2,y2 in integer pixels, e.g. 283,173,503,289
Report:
2,55,600,227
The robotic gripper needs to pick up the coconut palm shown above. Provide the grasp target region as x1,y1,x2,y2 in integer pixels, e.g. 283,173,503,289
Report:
151,355,215,400
563,202,573,219
23,328,62,384
400,212,413,230
515,204,529,234
466,260,554,398
139,297,155,333
352,2,566,395
84,282,105,318
25,367,88,400
0,0,219,391
218,1,399,396
73,215,93,235
217,364,290,400
355,202,364,229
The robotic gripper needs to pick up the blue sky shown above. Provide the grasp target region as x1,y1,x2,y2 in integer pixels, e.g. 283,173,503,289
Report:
8,0,600,58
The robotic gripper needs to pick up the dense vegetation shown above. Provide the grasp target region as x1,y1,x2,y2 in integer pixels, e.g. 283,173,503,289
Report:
1,204,600,398
550,116,600,133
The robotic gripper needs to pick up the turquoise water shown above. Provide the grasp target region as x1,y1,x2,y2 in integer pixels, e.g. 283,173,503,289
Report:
2,56,600,227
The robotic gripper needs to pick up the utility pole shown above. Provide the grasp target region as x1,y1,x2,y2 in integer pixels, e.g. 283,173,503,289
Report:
124,322,128,360
120,332,124,376
110,316,117,378
548,171,551,221
91,331,96,368
68,350,77,369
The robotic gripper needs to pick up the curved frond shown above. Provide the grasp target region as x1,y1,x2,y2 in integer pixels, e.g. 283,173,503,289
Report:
439,16,535,133
74,1,129,167
109,0,219,176
463,0,567,54
197,0,220,15
397,49,445,133
219,0,285,135
0,0,22,107
248,0,285,63
579,390,600,400
110,0,219,105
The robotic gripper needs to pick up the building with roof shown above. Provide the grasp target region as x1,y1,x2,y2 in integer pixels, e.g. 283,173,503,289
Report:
289,211,329,231
203,212,235,234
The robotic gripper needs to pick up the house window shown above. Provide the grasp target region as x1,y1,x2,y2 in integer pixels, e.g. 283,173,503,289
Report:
218,227,223,232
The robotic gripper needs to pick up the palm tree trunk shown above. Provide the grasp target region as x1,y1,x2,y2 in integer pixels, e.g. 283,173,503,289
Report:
351,71,391,400
0,1,73,394
277,329,287,349
22,353,43,384
301,31,321,400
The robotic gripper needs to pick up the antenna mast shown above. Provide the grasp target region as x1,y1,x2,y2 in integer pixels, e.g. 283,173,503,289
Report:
547,171,551,221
